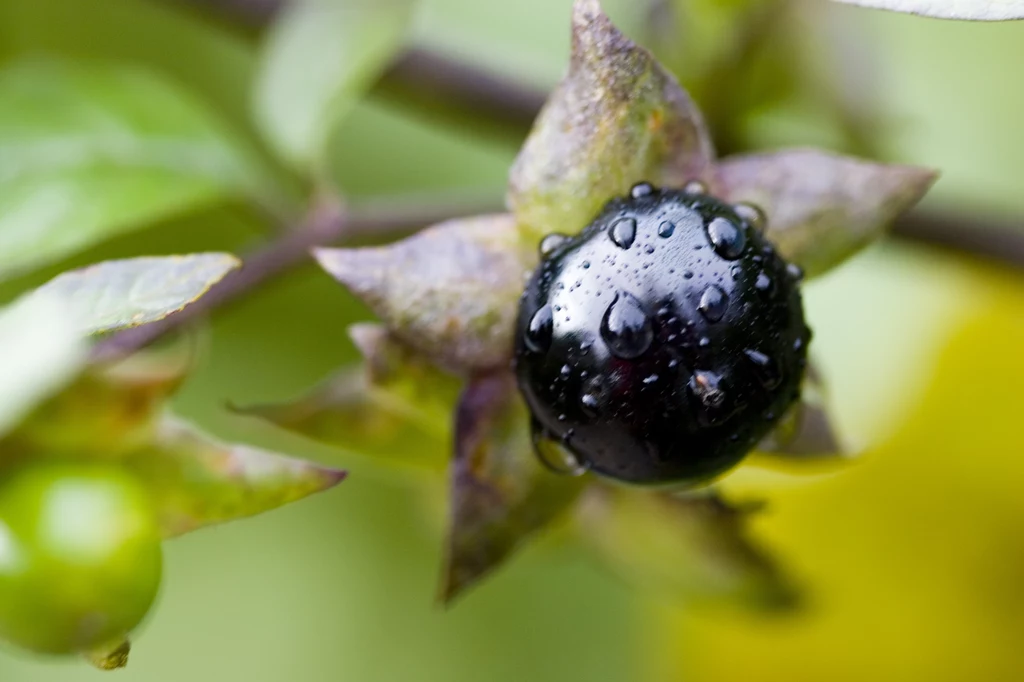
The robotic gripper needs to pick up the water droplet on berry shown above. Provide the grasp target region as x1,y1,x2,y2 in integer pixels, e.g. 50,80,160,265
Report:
582,260,591,269
689,371,726,408
539,233,568,258
630,182,654,199
744,349,782,389
733,203,766,233
698,336,711,347
787,263,804,281
600,292,653,359
525,305,553,353
531,421,587,476
658,221,676,238
643,374,659,385
698,285,728,323
706,217,747,259
683,269,694,279
560,364,572,377
755,272,774,295
610,217,637,249
580,393,600,416
683,180,707,195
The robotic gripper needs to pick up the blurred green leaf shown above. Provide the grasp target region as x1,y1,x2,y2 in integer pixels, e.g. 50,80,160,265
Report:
127,417,346,538
254,0,416,171
0,295,87,438
508,0,714,241
831,0,1024,20
442,372,585,604
31,253,240,334
0,59,276,280
576,487,797,610
712,148,936,277
5,351,187,459
239,324,461,471
315,213,532,371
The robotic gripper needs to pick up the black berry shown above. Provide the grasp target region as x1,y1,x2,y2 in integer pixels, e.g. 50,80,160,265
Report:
513,183,810,486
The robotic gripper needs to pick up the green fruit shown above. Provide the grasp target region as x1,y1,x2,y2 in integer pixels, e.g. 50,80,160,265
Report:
0,464,162,655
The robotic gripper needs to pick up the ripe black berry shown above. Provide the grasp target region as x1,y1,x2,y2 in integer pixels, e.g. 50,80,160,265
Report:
513,182,810,486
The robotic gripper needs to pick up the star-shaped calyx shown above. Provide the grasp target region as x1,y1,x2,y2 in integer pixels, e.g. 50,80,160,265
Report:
258,0,935,606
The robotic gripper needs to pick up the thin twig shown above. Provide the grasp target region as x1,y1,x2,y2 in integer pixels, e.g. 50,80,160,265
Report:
91,194,502,363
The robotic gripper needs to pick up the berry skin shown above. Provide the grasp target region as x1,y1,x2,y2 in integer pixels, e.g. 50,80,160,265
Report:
514,182,810,486
0,464,163,655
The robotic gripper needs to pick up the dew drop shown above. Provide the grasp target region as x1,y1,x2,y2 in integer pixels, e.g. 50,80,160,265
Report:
560,364,572,377
645,244,656,255
698,285,729,323
580,393,600,415
698,336,711,348
539,233,568,258
682,269,694,280
658,220,676,238
630,182,655,198
610,217,637,249
689,371,726,409
643,374,659,385
755,272,774,295
706,217,747,260
531,421,587,476
582,260,591,269
733,203,767,233
683,180,707,195
600,292,654,359
744,349,782,389
787,263,805,281
525,304,553,353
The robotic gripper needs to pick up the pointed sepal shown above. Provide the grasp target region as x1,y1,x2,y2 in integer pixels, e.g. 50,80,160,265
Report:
441,372,586,604
508,0,715,240
315,214,532,371
125,417,346,538
713,148,936,277
576,486,798,610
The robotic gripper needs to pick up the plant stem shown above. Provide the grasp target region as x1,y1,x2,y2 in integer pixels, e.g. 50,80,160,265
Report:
91,194,501,363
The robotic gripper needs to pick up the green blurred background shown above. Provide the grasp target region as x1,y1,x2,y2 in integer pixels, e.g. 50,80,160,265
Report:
1,0,1024,680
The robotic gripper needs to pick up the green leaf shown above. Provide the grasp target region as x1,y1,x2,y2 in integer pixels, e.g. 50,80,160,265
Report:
442,372,585,604
507,0,714,241
576,487,797,610
0,295,88,439
712,148,937,278
254,0,416,170
831,0,1024,20
315,214,533,371
4,351,188,459
30,254,241,334
127,417,346,538
0,59,274,280
238,324,461,472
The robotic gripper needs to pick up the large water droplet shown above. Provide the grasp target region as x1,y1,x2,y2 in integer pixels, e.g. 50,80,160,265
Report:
744,349,782,389
531,420,587,476
658,220,676,238
755,272,774,295
610,217,637,249
539,233,568,258
706,217,747,260
733,203,766,233
525,304,553,353
683,180,707,195
600,292,654,359
787,263,804,282
698,285,728,322
630,182,654,199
